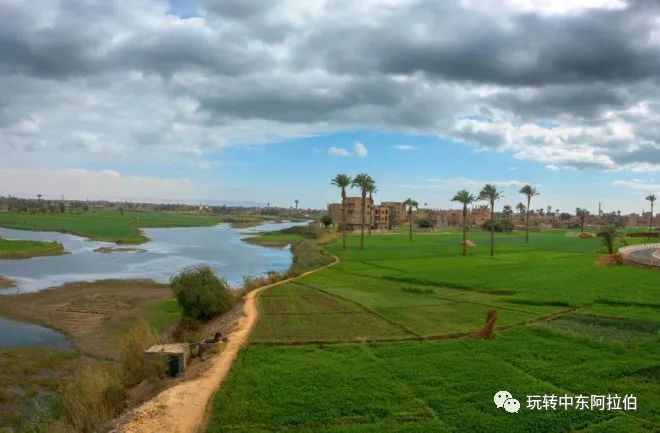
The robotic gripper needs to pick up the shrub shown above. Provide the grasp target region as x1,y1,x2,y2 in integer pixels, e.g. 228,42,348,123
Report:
321,214,333,227
481,219,514,232
286,240,334,277
172,317,203,343
171,266,234,321
417,219,434,228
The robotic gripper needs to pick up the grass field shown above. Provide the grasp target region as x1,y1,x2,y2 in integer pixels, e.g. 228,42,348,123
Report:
207,229,659,432
0,237,65,259
0,210,274,244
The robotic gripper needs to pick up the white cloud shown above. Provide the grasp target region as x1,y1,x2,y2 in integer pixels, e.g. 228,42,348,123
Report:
328,146,352,157
353,141,368,158
197,162,212,171
393,144,417,150
613,179,659,192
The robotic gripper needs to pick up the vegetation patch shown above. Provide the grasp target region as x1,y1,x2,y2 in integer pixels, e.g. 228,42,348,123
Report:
0,275,16,288
0,237,65,259
401,286,435,295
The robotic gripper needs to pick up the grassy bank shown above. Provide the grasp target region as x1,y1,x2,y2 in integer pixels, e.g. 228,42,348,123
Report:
0,280,181,432
0,210,297,244
207,230,659,432
0,238,65,259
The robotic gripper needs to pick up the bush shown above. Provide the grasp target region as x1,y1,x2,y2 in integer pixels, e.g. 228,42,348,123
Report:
321,214,333,227
481,219,514,232
171,266,234,321
417,219,434,228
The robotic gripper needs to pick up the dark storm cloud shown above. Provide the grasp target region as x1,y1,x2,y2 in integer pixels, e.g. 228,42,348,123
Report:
294,0,660,87
0,0,659,172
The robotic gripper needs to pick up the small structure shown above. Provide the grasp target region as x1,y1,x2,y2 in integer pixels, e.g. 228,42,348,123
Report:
144,343,190,377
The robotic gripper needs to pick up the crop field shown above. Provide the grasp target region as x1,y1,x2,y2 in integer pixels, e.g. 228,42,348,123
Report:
208,229,659,432
0,210,228,244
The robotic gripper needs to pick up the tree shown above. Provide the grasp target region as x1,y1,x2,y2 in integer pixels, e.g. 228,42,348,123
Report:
452,190,476,256
519,185,539,244
331,174,352,250
502,205,513,220
646,194,656,238
597,225,618,254
479,184,502,257
515,202,526,222
387,205,398,230
321,214,333,228
576,208,590,233
294,199,299,210
403,198,418,241
171,266,234,321
366,178,377,236
351,173,372,249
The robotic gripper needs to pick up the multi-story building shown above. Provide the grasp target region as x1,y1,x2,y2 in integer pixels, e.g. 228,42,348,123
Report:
328,197,373,229
371,205,390,230
381,201,407,223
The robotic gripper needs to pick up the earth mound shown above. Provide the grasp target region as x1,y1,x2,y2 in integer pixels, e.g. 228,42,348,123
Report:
578,232,595,239
594,254,622,266
460,240,477,247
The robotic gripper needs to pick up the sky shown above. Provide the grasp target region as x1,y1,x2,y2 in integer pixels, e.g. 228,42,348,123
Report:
0,0,658,213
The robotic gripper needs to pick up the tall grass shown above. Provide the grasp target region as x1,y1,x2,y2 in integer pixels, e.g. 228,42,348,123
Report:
59,365,126,433
119,323,156,387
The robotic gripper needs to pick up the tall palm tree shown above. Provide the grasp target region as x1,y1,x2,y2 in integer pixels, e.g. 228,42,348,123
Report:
519,185,539,244
294,199,299,210
351,173,372,249
515,202,526,222
576,208,590,233
452,190,476,256
331,174,352,250
646,194,656,238
479,184,502,257
403,198,418,241
366,178,377,236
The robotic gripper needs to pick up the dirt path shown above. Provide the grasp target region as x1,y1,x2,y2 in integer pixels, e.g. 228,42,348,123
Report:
113,256,339,433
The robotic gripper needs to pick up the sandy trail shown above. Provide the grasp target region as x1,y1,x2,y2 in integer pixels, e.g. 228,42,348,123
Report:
113,256,338,433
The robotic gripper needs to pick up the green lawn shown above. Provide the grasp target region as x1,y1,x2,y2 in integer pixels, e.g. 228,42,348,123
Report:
0,238,65,259
207,229,659,432
0,210,228,244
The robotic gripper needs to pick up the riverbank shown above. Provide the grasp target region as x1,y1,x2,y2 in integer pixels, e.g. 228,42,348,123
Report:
0,237,65,259
0,279,177,359
0,275,15,288
0,210,304,244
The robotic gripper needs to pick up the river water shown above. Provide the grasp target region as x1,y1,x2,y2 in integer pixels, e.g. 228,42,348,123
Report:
0,220,305,347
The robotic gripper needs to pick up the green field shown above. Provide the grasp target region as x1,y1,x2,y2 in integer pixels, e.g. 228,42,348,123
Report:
207,229,659,432
0,210,230,244
0,238,65,259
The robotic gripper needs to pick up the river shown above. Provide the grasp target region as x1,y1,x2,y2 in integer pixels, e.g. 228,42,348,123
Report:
0,220,305,348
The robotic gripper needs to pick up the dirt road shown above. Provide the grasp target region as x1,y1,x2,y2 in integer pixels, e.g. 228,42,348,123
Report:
113,256,338,433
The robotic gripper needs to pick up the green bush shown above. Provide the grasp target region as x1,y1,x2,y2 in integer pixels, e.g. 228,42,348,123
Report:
171,266,234,321
417,218,434,228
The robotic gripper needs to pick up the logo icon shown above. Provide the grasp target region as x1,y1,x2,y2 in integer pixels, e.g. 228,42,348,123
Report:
494,390,520,414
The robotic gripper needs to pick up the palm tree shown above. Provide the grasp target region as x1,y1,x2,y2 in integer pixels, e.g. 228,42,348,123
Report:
331,174,352,250
597,225,618,254
515,202,526,222
366,178,377,236
479,184,502,257
403,198,418,241
452,190,476,256
519,185,539,244
646,194,657,238
351,173,372,249
502,205,513,222
294,199,299,210
576,208,590,233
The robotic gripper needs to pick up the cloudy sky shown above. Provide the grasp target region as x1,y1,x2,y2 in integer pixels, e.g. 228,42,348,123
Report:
1,0,658,212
